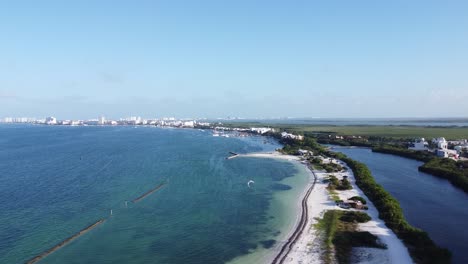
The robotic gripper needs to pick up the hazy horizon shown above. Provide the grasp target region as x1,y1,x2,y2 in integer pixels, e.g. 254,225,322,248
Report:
1,1,468,119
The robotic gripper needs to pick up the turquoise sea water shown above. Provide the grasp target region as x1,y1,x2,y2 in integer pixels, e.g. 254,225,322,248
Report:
0,125,308,264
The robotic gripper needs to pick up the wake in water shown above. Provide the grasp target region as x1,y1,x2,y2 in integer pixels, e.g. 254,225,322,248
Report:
247,180,255,188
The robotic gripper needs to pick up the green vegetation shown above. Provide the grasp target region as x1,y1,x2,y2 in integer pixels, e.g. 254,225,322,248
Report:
327,175,352,191
318,137,374,148
339,211,371,223
328,189,340,202
419,158,468,193
315,210,383,264
304,155,345,173
322,162,345,173
371,145,434,162
315,210,340,264
296,125,468,139
223,122,468,139
277,136,451,263
348,196,367,205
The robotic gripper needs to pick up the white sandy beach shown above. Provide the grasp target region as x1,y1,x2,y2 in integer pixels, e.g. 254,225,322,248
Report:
233,152,413,264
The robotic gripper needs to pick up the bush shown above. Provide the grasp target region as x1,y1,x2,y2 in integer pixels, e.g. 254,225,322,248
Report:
371,145,434,162
349,196,367,204
339,211,371,223
328,176,352,191
419,158,468,193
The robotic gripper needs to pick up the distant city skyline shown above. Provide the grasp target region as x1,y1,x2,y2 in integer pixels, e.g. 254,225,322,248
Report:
1,1,468,119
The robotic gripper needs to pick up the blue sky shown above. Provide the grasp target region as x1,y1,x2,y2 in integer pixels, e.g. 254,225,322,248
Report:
1,0,467,119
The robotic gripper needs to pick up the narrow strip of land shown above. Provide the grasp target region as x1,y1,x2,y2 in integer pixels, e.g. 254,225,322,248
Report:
271,166,317,264
26,219,105,264
132,183,166,203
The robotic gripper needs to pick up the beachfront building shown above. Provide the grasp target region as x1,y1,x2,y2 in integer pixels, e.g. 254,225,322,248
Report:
60,120,71,125
251,127,274,134
346,200,365,210
436,149,449,158
408,138,429,151
448,139,468,145
455,144,468,154
281,132,304,140
297,149,313,156
436,149,459,159
183,121,195,127
197,121,211,127
2,117,13,123
98,116,106,125
45,116,57,125
432,137,448,150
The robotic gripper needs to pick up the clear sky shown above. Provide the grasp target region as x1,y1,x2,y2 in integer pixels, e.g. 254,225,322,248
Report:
1,0,467,119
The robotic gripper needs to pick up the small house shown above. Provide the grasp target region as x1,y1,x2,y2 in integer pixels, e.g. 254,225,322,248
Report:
297,149,313,156
346,200,365,210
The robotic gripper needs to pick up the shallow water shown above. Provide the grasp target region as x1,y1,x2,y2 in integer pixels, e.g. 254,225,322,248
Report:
332,146,468,264
0,125,308,264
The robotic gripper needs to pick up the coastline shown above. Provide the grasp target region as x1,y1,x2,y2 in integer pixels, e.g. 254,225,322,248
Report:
226,152,313,264
231,151,413,264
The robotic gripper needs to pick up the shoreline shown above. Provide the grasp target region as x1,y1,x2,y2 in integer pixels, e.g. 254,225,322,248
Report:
271,163,317,264
229,152,314,264
231,152,319,264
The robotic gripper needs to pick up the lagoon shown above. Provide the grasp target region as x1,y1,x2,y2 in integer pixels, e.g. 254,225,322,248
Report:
331,146,468,264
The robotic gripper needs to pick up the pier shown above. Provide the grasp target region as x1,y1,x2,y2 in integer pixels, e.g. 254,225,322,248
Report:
27,219,106,264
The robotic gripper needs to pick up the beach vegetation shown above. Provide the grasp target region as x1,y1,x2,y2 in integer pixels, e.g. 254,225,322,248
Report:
328,189,340,202
339,211,371,223
327,175,352,191
307,156,344,172
315,210,383,264
314,210,340,264
348,196,367,204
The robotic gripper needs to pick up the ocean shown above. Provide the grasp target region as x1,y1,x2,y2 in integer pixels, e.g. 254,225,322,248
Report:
0,125,309,264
